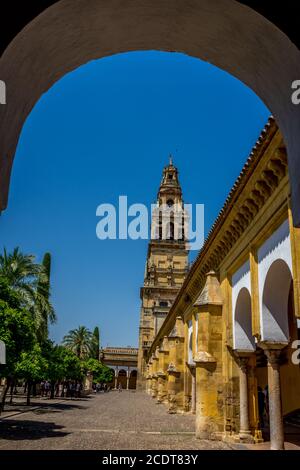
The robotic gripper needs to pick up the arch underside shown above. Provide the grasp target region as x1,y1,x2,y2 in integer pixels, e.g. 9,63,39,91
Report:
262,259,292,343
0,0,300,223
234,287,255,351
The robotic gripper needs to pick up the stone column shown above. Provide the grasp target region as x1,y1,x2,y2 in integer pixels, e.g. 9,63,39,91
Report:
156,337,169,405
166,317,185,413
194,351,218,438
84,371,93,392
114,366,118,389
157,372,167,404
193,271,223,439
248,357,263,443
151,353,159,398
237,355,252,441
265,348,285,450
146,361,152,394
167,364,179,414
126,367,130,390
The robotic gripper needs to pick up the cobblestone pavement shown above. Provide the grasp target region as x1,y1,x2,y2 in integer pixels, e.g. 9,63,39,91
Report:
0,391,231,450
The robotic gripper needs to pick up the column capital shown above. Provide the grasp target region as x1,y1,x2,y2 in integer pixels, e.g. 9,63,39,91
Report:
233,350,254,372
257,341,288,369
264,349,282,368
238,356,250,373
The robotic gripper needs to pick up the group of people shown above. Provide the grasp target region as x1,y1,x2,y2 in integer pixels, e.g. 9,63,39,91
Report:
39,380,83,398
92,382,111,393
257,385,269,428
40,380,51,397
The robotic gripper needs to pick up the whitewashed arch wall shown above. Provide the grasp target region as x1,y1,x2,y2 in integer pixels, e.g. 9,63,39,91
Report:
232,260,252,350
258,219,293,342
188,320,193,365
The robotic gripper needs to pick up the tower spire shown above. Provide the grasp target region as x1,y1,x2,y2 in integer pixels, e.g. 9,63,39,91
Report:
169,154,173,166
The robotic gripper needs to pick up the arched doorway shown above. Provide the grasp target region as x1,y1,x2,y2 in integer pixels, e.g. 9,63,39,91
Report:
233,286,259,439
261,259,300,413
117,369,127,390
129,370,137,389
258,258,300,449
0,0,300,225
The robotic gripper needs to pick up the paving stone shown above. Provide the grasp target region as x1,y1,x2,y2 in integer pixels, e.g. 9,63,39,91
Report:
0,391,230,450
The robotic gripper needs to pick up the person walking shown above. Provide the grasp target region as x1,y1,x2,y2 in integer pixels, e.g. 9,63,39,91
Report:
40,380,45,398
118,382,122,392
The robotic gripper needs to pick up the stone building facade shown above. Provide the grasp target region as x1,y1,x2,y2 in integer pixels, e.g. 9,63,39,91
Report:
100,347,138,390
141,117,300,450
137,158,189,387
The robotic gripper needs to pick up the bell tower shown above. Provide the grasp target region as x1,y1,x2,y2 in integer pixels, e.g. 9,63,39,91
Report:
137,156,189,387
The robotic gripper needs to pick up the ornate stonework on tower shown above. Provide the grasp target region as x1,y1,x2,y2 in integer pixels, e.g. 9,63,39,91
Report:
137,157,189,388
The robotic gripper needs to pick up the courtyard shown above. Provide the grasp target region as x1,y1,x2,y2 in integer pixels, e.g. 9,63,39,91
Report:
0,390,230,450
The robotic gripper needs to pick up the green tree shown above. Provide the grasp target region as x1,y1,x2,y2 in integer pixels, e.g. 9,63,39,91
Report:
0,275,22,309
90,326,100,359
15,344,47,405
42,342,83,397
62,326,93,359
0,296,35,410
81,357,101,375
36,253,55,341
81,357,113,384
0,248,56,336
94,365,114,384
60,348,83,381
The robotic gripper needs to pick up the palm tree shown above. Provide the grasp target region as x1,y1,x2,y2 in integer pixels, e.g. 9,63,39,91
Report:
36,253,55,340
62,326,93,359
0,248,56,337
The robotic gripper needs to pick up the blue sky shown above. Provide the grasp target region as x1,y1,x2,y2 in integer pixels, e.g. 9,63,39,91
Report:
0,51,270,347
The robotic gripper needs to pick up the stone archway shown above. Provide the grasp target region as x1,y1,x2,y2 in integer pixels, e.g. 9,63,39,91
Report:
234,287,255,352
258,258,297,450
129,370,137,389
262,259,292,343
0,0,300,225
117,369,127,390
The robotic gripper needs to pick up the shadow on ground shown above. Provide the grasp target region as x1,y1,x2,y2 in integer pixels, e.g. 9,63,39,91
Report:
32,402,89,415
2,398,91,415
0,419,69,440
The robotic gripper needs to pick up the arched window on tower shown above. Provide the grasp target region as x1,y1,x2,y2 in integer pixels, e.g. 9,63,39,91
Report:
181,214,185,240
159,211,162,240
166,221,174,240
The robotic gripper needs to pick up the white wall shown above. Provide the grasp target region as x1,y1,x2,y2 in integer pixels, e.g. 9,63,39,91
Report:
258,219,292,342
232,260,253,350
188,320,193,365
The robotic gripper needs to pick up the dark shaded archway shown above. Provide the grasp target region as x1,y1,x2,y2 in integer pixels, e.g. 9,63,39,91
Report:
117,369,127,390
129,370,137,389
1,0,300,224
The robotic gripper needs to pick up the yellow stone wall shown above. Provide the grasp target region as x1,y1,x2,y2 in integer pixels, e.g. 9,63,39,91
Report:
143,118,300,442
